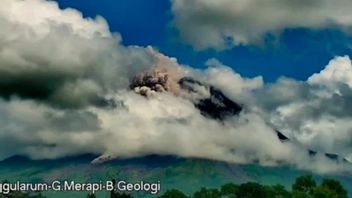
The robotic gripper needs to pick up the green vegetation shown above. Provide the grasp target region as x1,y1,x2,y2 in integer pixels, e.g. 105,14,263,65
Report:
157,175,348,198
0,192,46,198
0,175,348,198
159,189,188,198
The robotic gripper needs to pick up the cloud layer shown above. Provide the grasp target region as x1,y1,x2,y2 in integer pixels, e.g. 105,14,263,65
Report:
258,56,352,161
0,0,351,174
0,0,153,108
171,0,352,49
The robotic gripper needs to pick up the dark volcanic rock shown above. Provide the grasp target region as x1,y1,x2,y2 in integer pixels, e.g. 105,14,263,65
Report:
178,77,242,119
276,130,289,141
195,87,242,119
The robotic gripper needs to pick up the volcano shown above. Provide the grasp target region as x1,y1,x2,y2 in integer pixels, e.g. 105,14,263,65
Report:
178,77,242,120
129,72,351,165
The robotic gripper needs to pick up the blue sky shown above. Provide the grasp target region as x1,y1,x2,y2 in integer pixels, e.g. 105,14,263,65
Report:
55,0,352,82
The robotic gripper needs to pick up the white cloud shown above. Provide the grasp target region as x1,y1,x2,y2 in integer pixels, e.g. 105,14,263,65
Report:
308,56,352,89
258,56,352,164
1,0,111,38
0,0,153,108
171,0,352,49
204,59,263,105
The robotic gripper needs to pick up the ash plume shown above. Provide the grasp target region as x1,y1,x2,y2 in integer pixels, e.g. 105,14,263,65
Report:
130,69,174,96
130,70,243,120
130,48,185,97
130,49,243,120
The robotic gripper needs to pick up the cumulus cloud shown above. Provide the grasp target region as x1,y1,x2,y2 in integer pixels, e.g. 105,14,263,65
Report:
0,0,153,108
171,0,352,49
203,59,263,105
257,56,352,163
0,0,351,175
